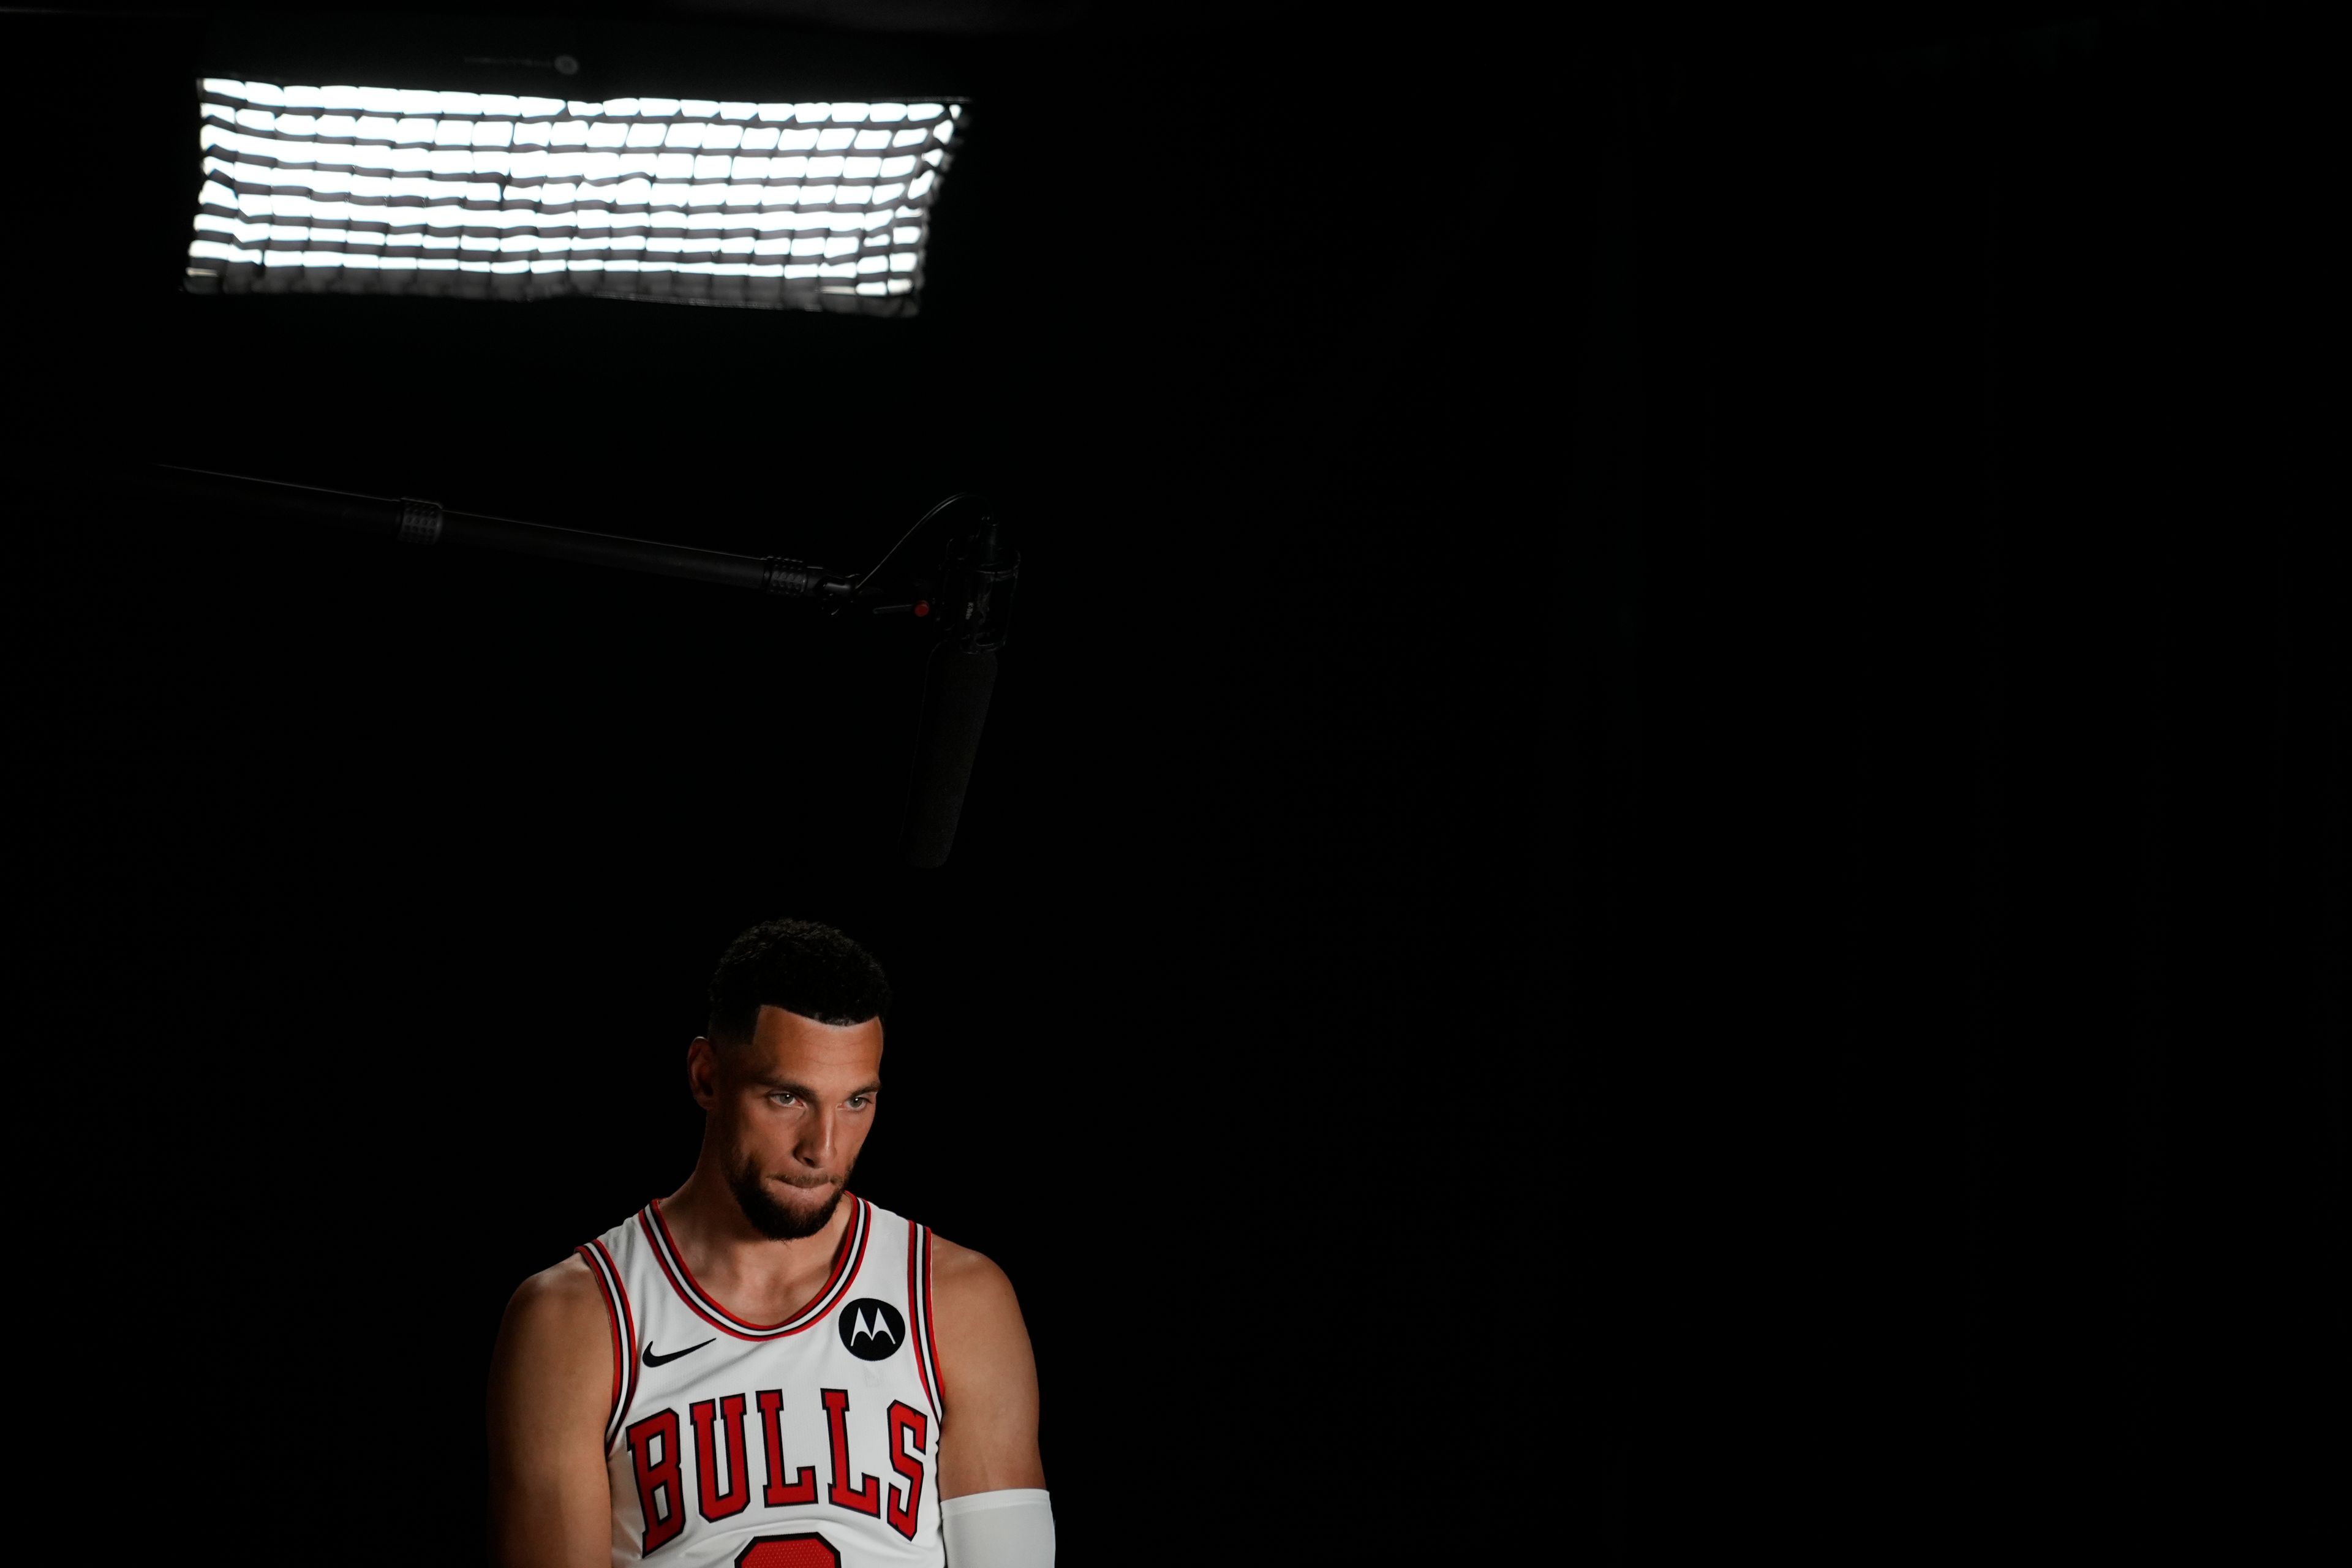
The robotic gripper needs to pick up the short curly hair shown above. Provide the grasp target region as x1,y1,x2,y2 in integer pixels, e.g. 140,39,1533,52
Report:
706,918,892,1047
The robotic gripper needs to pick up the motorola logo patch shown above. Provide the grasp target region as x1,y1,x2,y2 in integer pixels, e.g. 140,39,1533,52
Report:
837,1298,907,1361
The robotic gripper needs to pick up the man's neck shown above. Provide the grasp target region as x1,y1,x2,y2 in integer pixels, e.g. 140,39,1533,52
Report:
657,1169,855,1323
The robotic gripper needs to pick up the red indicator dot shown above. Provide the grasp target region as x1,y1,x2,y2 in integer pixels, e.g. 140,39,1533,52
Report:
913,600,930,617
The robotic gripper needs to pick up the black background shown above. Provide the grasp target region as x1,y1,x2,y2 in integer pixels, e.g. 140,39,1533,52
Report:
4,4,2340,1565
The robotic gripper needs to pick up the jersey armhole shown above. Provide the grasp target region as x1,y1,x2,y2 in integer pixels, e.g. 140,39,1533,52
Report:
909,1221,945,1425
577,1240,638,1456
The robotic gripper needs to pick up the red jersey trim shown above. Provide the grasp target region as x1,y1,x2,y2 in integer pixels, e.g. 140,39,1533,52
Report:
576,1243,622,1425
919,1225,944,1419
907,1221,940,1422
594,1237,638,1452
638,1196,870,1342
578,1238,638,1456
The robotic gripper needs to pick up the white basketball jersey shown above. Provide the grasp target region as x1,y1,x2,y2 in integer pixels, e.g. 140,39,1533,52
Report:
578,1196,948,1568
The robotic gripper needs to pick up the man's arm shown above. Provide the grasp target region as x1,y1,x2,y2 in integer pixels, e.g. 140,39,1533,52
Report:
486,1255,616,1568
930,1237,1047,1498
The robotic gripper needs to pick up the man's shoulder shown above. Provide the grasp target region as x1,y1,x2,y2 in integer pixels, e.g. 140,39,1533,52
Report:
504,1252,610,1343
489,1252,616,1432
840,1199,1020,1310
927,1232,1022,1318
922,1229,1042,1484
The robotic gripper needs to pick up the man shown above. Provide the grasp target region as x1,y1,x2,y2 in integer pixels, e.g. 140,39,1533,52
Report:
488,919,1053,1567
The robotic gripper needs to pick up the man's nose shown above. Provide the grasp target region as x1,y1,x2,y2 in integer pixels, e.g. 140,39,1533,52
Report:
794,1108,836,1166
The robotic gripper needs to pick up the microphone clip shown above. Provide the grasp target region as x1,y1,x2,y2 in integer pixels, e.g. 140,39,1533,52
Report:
845,493,1016,654
932,508,1018,653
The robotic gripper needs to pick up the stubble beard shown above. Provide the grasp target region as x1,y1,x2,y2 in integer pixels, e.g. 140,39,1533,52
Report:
726,1147,851,1241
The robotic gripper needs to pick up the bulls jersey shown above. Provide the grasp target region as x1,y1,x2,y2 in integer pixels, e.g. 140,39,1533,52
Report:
578,1196,947,1568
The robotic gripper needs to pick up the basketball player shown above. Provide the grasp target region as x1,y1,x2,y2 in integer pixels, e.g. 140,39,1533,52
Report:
488,919,1053,1567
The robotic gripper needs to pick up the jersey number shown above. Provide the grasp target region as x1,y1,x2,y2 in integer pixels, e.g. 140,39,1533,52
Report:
734,1534,839,1568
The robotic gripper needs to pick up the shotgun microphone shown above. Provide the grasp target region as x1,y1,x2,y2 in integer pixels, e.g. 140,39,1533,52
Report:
898,507,1017,869
117,464,1019,867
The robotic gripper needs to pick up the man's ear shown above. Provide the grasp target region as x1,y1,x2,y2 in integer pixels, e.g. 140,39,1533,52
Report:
686,1035,722,1111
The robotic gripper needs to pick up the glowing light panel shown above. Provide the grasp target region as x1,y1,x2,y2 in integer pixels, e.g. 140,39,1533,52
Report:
185,80,967,314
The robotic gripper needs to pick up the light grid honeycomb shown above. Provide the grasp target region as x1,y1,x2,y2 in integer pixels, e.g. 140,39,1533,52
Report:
186,78,965,314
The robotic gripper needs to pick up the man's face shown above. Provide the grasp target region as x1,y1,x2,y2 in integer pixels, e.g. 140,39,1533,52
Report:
693,1005,884,1241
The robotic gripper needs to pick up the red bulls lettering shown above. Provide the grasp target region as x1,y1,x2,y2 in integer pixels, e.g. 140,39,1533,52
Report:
625,1390,927,1547
756,1389,820,1507
625,1409,686,1553
885,1401,928,1541
821,1388,882,1517
691,1394,752,1522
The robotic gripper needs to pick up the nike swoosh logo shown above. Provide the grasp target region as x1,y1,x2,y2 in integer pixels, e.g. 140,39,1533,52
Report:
642,1338,715,1367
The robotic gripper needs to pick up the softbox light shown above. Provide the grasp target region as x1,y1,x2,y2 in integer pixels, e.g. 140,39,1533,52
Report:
186,79,966,314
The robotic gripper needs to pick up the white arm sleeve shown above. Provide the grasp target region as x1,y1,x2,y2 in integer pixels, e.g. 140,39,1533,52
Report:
940,1488,1055,1568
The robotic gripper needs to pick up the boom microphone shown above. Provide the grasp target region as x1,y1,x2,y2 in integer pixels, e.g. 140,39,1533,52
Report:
900,644,1000,870
897,507,1018,869
115,464,1020,867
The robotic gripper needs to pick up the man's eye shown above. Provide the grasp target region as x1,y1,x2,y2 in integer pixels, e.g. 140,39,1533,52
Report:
769,1092,797,1106
846,1096,869,1110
